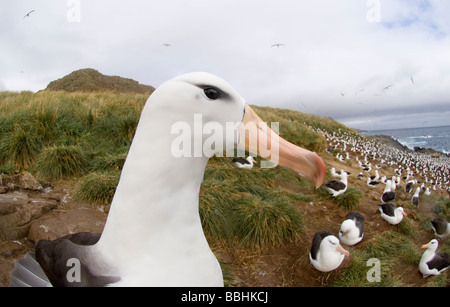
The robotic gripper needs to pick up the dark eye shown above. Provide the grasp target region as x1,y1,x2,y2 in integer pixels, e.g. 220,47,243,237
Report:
204,88,220,100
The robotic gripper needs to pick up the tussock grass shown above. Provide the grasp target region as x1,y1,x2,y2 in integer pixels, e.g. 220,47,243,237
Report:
0,124,43,170
335,187,362,210
74,171,120,206
34,144,86,181
0,91,146,171
231,195,303,250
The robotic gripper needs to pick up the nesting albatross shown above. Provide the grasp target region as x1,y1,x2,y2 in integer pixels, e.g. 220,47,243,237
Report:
10,72,326,287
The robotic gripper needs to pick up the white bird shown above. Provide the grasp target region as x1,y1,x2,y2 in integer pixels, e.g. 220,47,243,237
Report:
405,179,416,193
390,177,397,191
324,171,348,197
10,72,326,287
309,231,350,272
339,212,364,246
369,170,379,181
232,156,256,169
419,239,449,278
381,180,396,203
331,168,339,177
378,203,407,225
367,176,379,188
411,187,420,207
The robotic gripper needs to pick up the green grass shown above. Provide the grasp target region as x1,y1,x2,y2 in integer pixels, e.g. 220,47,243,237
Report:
335,187,362,210
34,144,86,181
74,171,120,206
230,194,303,250
333,231,422,287
2,90,447,287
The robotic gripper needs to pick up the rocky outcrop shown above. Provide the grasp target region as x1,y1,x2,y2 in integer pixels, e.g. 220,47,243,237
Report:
0,192,58,241
0,173,61,241
28,207,106,242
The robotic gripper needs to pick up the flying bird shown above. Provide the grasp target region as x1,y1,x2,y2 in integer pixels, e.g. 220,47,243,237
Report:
381,84,394,92
411,76,414,84
23,10,35,19
271,44,285,47
162,43,172,47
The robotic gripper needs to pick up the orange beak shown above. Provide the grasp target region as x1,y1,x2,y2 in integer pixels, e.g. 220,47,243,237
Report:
337,243,350,257
238,105,326,188
420,242,430,249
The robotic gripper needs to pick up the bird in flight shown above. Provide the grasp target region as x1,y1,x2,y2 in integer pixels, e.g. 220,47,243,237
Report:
23,10,35,19
162,43,172,47
411,76,414,84
381,84,393,92
271,43,285,47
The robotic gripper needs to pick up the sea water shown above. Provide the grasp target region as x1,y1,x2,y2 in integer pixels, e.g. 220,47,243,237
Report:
363,126,450,154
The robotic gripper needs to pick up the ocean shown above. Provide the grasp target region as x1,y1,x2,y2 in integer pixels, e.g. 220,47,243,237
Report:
362,125,450,154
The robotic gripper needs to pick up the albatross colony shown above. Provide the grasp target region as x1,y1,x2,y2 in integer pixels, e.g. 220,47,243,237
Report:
10,72,326,287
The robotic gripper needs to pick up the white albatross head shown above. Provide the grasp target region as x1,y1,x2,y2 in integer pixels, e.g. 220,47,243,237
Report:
148,72,326,187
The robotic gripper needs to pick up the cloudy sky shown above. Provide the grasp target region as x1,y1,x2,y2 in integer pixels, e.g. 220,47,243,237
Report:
1,0,450,130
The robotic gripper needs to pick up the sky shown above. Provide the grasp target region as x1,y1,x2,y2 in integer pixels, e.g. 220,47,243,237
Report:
1,0,450,130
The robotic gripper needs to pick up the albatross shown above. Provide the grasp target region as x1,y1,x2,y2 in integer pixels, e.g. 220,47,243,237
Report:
10,72,326,287
232,156,256,169
324,171,348,197
419,239,450,278
377,203,407,225
339,212,365,246
309,231,350,272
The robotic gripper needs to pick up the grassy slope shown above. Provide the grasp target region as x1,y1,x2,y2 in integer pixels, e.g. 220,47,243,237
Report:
0,91,448,287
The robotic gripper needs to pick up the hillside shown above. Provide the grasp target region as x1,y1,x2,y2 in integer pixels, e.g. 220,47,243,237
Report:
0,89,448,288
44,68,155,94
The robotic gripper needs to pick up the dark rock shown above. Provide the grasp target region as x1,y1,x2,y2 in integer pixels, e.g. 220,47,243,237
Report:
0,192,58,241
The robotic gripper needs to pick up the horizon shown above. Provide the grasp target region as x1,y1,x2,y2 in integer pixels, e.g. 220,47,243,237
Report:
361,124,450,133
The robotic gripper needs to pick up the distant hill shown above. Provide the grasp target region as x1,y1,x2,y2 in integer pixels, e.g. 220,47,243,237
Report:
44,68,155,94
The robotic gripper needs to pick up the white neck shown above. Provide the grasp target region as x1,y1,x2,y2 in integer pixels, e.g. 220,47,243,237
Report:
91,102,222,286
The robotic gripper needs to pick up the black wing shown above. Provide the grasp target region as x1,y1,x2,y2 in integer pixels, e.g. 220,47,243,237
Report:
310,231,333,260
346,212,365,237
232,157,250,165
382,191,395,203
35,232,119,287
378,203,396,216
426,252,450,272
325,180,346,191
431,218,448,236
